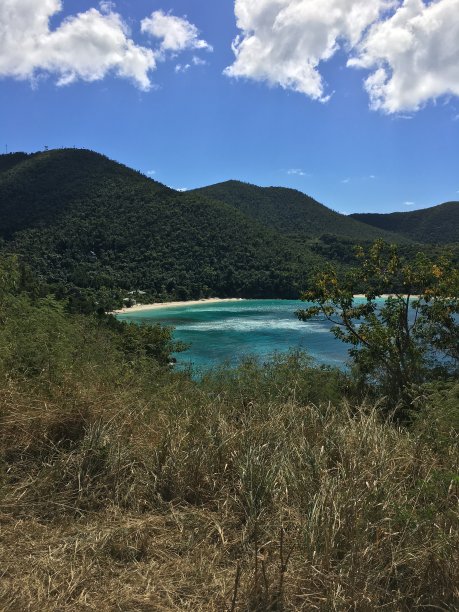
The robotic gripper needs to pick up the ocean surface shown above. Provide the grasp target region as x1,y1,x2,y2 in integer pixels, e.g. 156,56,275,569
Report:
116,299,351,371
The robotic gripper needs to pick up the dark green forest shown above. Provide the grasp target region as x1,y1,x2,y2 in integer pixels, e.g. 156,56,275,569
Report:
4,148,453,311
351,201,459,244
0,150,324,306
192,180,407,243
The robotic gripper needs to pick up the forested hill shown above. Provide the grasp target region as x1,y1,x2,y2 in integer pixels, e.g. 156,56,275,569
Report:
351,201,459,244
192,180,405,243
0,149,323,302
0,152,30,175
0,149,171,239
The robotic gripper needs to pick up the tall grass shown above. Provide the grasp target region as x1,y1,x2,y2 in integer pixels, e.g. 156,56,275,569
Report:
1,350,458,610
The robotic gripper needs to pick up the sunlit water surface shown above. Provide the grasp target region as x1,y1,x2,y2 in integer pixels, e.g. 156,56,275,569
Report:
116,299,355,372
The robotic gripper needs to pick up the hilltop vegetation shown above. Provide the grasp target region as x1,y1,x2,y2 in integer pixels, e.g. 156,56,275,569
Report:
0,151,29,174
0,149,434,310
192,180,406,243
0,150,322,304
352,201,459,244
0,149,168,239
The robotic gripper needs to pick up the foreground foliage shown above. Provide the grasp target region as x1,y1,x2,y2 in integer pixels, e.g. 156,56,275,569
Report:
1,360,458,610
298,241,459,419
1,266,458,610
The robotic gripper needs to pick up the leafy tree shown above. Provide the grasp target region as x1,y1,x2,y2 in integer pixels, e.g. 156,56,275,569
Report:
297,240,459,419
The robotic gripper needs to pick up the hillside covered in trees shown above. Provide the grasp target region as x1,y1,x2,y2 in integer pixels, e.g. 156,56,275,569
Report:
0,149,323,304
192,180,406,243
0,149,424,309
351,201,459,244
0,149,457,310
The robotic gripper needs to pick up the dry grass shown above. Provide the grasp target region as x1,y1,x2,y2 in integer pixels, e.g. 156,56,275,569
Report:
1,367,458,611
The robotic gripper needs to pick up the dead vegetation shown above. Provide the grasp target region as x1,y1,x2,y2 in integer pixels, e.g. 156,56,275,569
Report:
1,360,458,611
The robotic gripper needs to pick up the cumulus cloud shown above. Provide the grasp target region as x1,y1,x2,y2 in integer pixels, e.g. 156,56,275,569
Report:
404,201,415,206
0,0,156,89
141,10,212,55
349,0,459,112
225,0,395,100
287,168,306,176
226,0,459,113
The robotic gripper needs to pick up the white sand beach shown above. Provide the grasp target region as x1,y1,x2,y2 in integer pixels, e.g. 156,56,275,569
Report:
111,297,245,314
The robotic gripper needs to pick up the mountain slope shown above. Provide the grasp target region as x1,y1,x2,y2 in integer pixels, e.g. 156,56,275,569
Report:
192,180,406,243
0,149,321,300
0,149,170,239
351,202,459,244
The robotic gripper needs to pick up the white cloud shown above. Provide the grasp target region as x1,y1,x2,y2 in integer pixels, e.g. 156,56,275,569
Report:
287,168,306,176
227,0,459,113
350,0,459,113
225,0,395,100
141,10,212,55
146,169,156,177
0,0,156,89
404,201,415,205
341,178,351,184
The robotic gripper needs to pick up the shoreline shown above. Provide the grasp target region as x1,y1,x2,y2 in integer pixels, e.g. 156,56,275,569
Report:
112,294,422,315
111,297,246,315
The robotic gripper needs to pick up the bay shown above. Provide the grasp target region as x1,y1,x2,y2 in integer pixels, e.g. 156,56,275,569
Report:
116,299,352,371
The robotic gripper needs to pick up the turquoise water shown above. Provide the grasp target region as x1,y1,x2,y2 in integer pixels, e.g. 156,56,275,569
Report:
116,299,351,370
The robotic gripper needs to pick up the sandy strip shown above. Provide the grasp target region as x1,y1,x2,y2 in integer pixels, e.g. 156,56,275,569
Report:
112,294,421,315
111,297,245,315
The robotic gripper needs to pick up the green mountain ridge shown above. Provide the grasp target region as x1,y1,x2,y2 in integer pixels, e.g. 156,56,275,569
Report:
192,180,406,243
0,149,321,301
0,149,170,239
351,201,459,244
0,148,454,305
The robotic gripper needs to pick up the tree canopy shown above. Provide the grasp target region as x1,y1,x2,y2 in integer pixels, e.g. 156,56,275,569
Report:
297,240,459,419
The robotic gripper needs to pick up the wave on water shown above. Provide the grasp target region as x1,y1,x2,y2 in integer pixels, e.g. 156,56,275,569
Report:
172,306,293,316
120,300,346,369
180,318,332,333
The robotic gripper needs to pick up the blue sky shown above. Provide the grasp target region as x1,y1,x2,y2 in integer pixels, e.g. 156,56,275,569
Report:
1,0,458,214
